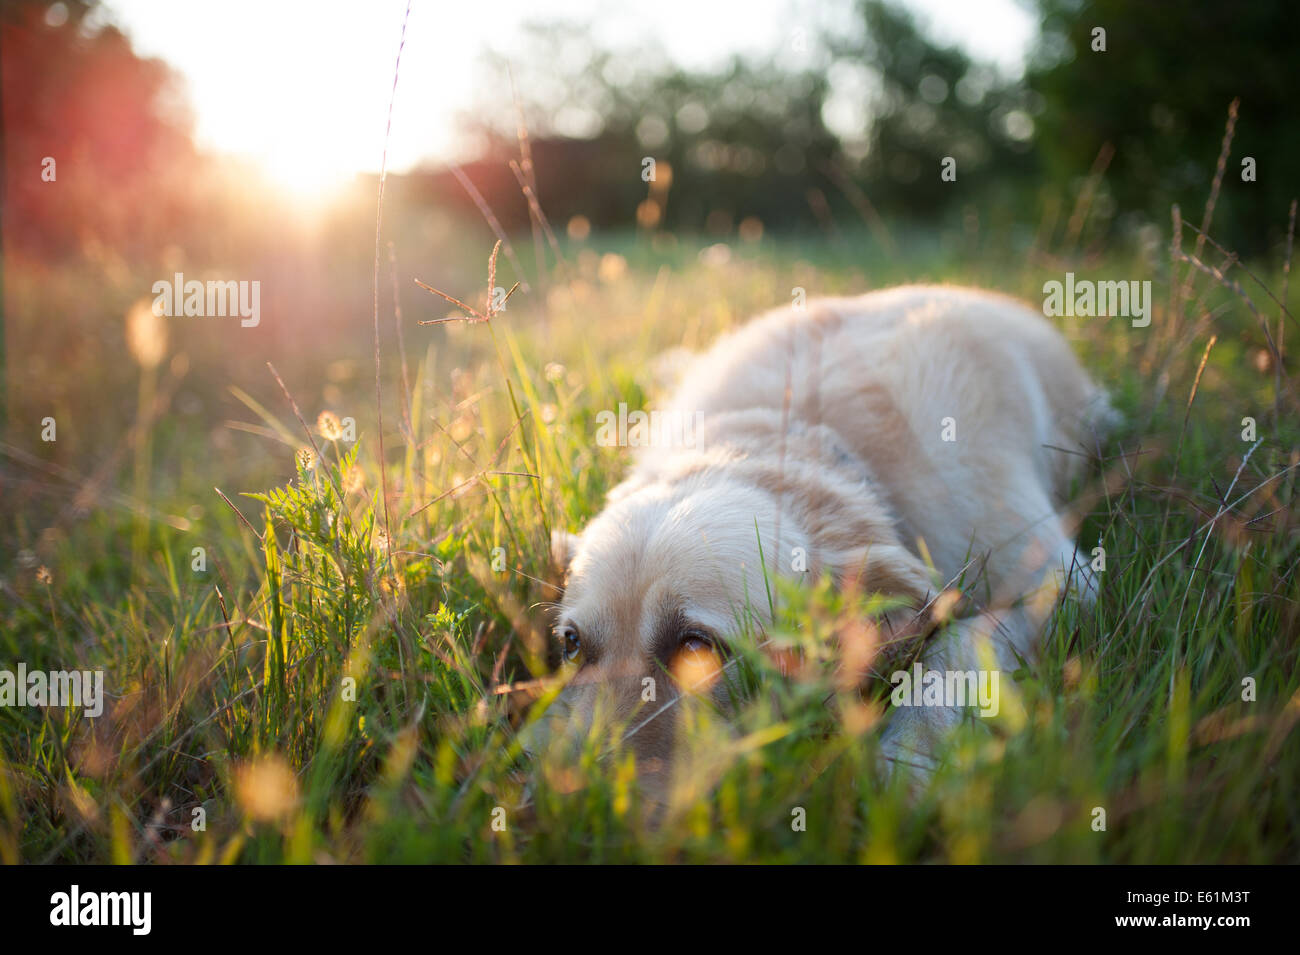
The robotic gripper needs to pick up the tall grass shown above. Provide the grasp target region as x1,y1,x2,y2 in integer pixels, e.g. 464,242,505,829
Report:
1,71,1296,861
2,205,1297,861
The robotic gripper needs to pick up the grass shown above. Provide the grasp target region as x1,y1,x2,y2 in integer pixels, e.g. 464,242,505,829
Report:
1,216,1298,863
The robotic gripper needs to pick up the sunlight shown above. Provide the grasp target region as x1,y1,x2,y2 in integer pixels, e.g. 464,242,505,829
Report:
103,0,461,199
255,133,363,200
102,0,1034,197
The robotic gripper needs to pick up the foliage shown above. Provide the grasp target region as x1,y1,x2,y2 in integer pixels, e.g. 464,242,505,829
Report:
2,225,1297,863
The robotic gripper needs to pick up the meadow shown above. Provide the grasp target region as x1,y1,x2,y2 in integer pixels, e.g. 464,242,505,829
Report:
2,201,1298,863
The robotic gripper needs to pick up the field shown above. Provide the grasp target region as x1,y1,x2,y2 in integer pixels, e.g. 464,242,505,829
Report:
2,207,1298,863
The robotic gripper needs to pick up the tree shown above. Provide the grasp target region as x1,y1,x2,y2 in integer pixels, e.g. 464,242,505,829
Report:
828,0,1040,221
1026,0,1298,253
2,0,198,261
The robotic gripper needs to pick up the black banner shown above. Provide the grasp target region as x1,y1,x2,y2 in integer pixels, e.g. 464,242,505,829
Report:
0,864,1283,942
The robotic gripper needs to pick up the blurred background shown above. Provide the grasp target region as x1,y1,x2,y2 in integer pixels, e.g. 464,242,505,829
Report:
2,0,1296,520
3,0,1299,866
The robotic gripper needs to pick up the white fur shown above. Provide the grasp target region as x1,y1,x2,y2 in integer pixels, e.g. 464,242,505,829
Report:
546,285,1114,792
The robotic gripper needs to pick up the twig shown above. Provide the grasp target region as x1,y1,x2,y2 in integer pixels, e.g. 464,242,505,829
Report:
1173,334,1217,478
415,240,522,324
508,160,568,273
818,159,898,259
370,0,412,576
1064,142,1115,253
414,280,486,323
448,163,532,293
214,486,263,541
265,362,345,501
508,64,546,288
387,241,414,441
1177,98,1238,306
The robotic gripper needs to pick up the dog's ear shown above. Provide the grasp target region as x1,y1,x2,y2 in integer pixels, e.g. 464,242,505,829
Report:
830,541,940,667
550,528,581,576
830,541,933,607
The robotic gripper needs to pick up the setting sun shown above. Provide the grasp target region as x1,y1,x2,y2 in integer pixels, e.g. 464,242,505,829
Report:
104,0,475,198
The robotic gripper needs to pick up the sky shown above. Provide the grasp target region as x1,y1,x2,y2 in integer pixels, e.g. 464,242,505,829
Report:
99,0,1038,195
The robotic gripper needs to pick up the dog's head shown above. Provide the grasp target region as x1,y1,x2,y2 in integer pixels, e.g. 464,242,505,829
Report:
528,427,938,808
538,476,785,792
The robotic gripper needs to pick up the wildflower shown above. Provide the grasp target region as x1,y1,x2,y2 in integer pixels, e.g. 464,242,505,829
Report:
235,756,299,822
598,252,628,283
317,410,343,441
566,215,591,240
125,299,167,370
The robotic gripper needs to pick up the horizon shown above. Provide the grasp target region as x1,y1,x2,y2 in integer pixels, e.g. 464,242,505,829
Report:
100,0,1037,199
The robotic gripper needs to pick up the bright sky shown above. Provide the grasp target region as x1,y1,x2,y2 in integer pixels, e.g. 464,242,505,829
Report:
101,0,1036,195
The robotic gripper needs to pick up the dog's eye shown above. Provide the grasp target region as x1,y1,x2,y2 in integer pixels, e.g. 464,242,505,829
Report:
678,630,713,655
560,625,582,663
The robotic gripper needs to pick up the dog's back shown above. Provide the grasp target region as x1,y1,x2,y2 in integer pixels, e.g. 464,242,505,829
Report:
662,285,1114,601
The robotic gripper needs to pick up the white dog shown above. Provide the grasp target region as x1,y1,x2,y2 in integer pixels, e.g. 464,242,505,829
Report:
542,285,1115,796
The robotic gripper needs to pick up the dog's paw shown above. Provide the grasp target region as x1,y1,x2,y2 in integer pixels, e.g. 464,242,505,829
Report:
876,702,959,791
1030,541,1100,613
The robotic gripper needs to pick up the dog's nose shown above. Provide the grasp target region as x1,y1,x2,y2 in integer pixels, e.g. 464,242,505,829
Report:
517,693,571,760
520,681,630,764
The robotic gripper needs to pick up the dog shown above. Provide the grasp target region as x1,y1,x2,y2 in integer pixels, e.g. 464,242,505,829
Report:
536,285,1115,802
